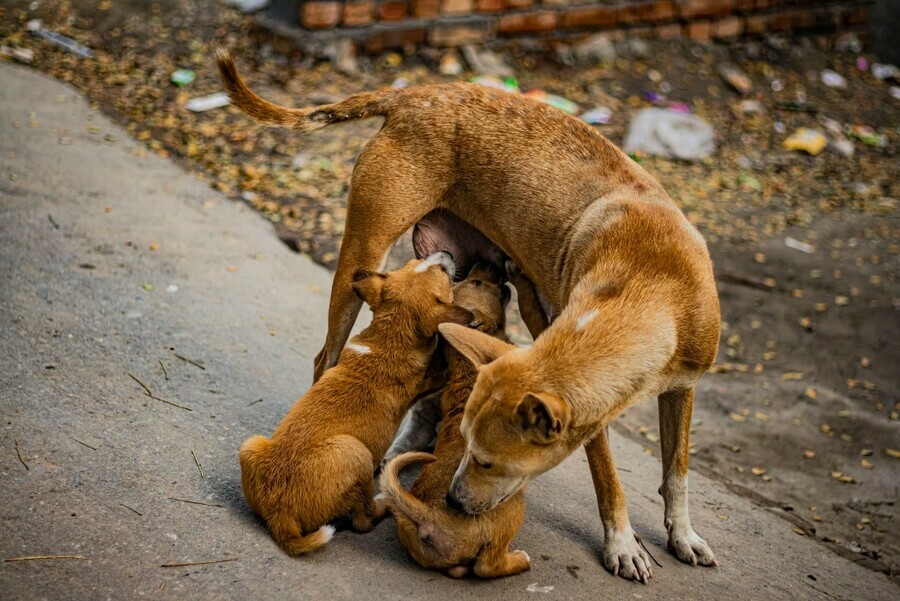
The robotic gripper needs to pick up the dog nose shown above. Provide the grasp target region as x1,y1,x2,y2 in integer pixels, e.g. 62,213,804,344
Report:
445,491,463,511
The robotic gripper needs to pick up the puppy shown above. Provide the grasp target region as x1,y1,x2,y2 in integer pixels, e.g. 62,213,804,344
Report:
239,254,473,555
380,264,529,578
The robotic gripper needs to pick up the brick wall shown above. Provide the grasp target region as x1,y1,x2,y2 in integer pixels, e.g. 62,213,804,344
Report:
270,0,870,51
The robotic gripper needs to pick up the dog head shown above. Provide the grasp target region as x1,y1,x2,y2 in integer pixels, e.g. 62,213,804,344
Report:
352,252,474,338
451,262,511,336
439,323,573,515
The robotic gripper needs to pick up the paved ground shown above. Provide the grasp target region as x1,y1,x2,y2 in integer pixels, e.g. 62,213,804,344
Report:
1,62,896,600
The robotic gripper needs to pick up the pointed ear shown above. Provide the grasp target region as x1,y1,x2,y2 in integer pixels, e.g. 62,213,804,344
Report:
516,392,570,444
351,270,386,307
437,304,475,327
439,323,517,368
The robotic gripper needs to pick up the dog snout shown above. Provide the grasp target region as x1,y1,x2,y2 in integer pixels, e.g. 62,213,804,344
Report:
445,491,464,512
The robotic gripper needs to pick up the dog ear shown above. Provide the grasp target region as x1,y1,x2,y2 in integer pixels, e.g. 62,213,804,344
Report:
516,392,570,444
500,282,512,309
439,323,516,367
437,304,475,327
351,270,387,307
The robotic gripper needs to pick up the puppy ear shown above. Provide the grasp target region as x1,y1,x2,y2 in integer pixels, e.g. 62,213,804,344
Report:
351,270,387,307
439,323,516,367
516,392,569,444
500,282,512,309
437,304,475,327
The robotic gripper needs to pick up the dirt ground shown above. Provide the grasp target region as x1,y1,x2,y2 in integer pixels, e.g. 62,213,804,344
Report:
1,0,897,579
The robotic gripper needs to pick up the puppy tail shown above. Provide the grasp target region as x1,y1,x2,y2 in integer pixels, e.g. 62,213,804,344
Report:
215,49,397,134
271,517,336,556
379,452,436,525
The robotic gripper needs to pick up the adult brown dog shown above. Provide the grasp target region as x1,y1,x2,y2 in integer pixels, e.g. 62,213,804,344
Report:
381,263,529,579
217,51,720,581
239,254,472,555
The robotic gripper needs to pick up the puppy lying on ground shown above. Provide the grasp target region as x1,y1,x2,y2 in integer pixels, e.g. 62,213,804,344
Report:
381,264,529,578
239,254,473,555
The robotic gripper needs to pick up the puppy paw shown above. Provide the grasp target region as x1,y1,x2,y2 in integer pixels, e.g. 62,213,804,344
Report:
602,529,653,584
668,528,717,567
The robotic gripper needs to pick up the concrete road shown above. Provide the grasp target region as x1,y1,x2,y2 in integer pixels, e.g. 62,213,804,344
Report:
1,62,896,600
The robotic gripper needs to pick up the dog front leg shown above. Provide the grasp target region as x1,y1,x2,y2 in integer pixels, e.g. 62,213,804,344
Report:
658,388,716,567
505,261,550,339
584,428,652,583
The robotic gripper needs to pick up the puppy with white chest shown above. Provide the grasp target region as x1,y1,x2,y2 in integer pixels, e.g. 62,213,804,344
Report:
381,263,530,579
239,254,473,555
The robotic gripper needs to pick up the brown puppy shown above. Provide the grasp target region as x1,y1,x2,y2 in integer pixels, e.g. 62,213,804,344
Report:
217,51,719,581
239,254,473,555
381,264,529,578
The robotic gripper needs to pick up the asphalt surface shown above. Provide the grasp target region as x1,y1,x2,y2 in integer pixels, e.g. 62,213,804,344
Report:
1,62,896,600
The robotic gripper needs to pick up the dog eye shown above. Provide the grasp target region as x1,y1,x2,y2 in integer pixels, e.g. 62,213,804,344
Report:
472,280,482,287
473,457,493,470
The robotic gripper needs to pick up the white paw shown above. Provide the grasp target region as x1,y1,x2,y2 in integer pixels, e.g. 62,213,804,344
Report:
603,529,653,583
668,528,717,567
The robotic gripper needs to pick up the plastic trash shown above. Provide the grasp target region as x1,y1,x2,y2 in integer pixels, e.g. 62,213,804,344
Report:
581,107,612,125
170,69,196,86
719,64,752,95
391,77,409,89
1,46,34,64
185,92,231,112
28,19,93,58
816,115,854,158
461,45,514,77
891,86,900,101
572,33,616,64
523,90,579,114
820,69,847,89
871,63,899,81
736,99,764,115
623,109,715,161
471,75,518,93
785,237,815,254
783,128,827,155
847,125,887,148
221,0,269,12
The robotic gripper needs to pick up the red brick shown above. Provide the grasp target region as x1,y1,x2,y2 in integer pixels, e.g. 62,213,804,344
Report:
505,0,534,8
733,0,755,12
656,23,682,38
646,1,676,22
679,0,733,19
617,5,639,25
442,0,473,14
560,6,616,28
767,9,793,31
301,2,340,29
379,1,408,21
793,8,816,30
476,0,504,11
685,20,712,42
541,0,570,6
412,0,440,17
712,15,742,39
429,21,491,46
845,7,866,26
343,0,375,26
744,13,766,35
499,10,558,33
365,25,426,52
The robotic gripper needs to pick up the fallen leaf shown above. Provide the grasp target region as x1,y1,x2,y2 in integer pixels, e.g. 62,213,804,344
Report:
860,459,873,469
729,412,747,423
803,450,815,459
751,467,766,476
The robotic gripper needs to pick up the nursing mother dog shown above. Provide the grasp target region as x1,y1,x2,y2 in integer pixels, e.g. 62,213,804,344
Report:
217,51,720,583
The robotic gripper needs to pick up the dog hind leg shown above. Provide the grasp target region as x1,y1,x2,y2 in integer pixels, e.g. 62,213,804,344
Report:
658,387,716,566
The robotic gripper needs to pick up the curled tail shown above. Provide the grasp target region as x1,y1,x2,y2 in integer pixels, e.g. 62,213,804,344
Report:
270,518,335,556
379,452,437,525
215,49,397,133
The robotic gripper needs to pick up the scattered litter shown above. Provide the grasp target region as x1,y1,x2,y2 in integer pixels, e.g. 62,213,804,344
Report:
803,450,815,459
785,237,815,254
142,283,154,292
461,45,514,77
890,86,900,101
871,63,899,81
624,108,715,161
572,33,616,64
816,115,854,157
170,69,195,86
820,69,847,89
739,174,762,191
391,77,409,89
526,583,555,594
4,555,88,562
166,284,178,294
847,125,887,148
524,90,579,114
1,45,34,64
884,448,900,459
185,92,231,112
735,99,764,115
439,52,463,76
719,63,752,94
325,39,357,75
28,19,93,58
855,57,868,71
581,106,612,125
470,75,519,94
783,128,827,155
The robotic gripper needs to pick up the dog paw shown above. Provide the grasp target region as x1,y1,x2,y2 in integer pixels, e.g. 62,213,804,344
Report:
668,528,717,567
602,529,653,584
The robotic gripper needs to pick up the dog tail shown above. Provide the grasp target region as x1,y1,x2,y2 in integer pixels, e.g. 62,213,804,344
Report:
271,517,336,556
215,49,397,134
380,452,436,525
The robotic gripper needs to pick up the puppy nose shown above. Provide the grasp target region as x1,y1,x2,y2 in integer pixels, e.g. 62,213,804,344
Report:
445,491,463,511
